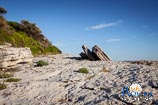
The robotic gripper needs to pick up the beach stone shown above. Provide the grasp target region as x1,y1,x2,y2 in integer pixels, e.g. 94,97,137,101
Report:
0,44,33,69
148,80,158,88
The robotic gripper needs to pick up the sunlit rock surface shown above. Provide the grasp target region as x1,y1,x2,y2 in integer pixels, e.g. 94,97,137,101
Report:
0,54,158,105
0,44,33,68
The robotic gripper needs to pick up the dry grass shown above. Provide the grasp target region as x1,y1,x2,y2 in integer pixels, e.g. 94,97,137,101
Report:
58,98,67,103
101,66,109,73
87,75,95,80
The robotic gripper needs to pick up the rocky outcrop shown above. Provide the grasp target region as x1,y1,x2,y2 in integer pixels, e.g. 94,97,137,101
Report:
0,44,33,68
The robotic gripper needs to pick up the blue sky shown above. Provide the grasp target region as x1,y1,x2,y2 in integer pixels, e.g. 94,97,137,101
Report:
1,0,158,60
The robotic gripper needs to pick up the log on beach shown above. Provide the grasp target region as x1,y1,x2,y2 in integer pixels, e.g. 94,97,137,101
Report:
92,45,111,61
82,45,96,61
80,52,88,59
80,45,111,61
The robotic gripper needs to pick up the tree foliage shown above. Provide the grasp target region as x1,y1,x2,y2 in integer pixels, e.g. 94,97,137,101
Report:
0,7,62,55
0,7,7,15
8,20,52,47
21,20,41,36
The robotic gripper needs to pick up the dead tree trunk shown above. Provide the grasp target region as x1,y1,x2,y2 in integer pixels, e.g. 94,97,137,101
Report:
80,52,88,59
80,45,111,61
82,45,95,60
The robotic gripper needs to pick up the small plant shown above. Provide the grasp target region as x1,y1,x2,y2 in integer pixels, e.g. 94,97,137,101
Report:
0,72,13,78
5,78,21,82
36,60,48,67
78,68,89,74
0,83,7,90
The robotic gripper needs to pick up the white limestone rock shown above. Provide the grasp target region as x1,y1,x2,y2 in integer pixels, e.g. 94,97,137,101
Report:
0,44,33,68
0,54,158,105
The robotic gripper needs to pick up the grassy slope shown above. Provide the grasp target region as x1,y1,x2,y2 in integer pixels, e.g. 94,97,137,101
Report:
0,28,61,56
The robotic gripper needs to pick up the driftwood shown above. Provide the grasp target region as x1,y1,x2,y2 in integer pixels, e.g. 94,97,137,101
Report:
92,45,110,61
80,52,88,59
81,45,95,60
80,45,111,61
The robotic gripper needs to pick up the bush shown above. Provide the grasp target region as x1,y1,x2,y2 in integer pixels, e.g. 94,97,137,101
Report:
5,78,21,82
44,45,62,54
0,30,61,56
78,68,89,74
8,21,23,31
0,7,7,15
0,83,7,90
36,60,48,67
1,16,62,56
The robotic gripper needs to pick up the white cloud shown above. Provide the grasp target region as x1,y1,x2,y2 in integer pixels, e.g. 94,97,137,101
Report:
106,38,121,42
86,20,122,30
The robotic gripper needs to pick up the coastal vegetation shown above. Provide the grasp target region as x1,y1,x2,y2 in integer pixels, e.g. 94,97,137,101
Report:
36,60,49,67
0,7,61,56
5,78,21,82
78,68,89,74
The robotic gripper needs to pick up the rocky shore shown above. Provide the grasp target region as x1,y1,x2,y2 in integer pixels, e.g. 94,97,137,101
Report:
0,54,158,105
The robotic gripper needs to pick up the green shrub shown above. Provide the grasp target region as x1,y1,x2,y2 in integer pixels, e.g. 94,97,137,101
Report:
44,45,62,54
0,7,7,15
0,83,7,90
36,60,48,67
0,19,61,56
8,21,23,31
5,78,21,82
0,30,61,56
78,68,89,74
